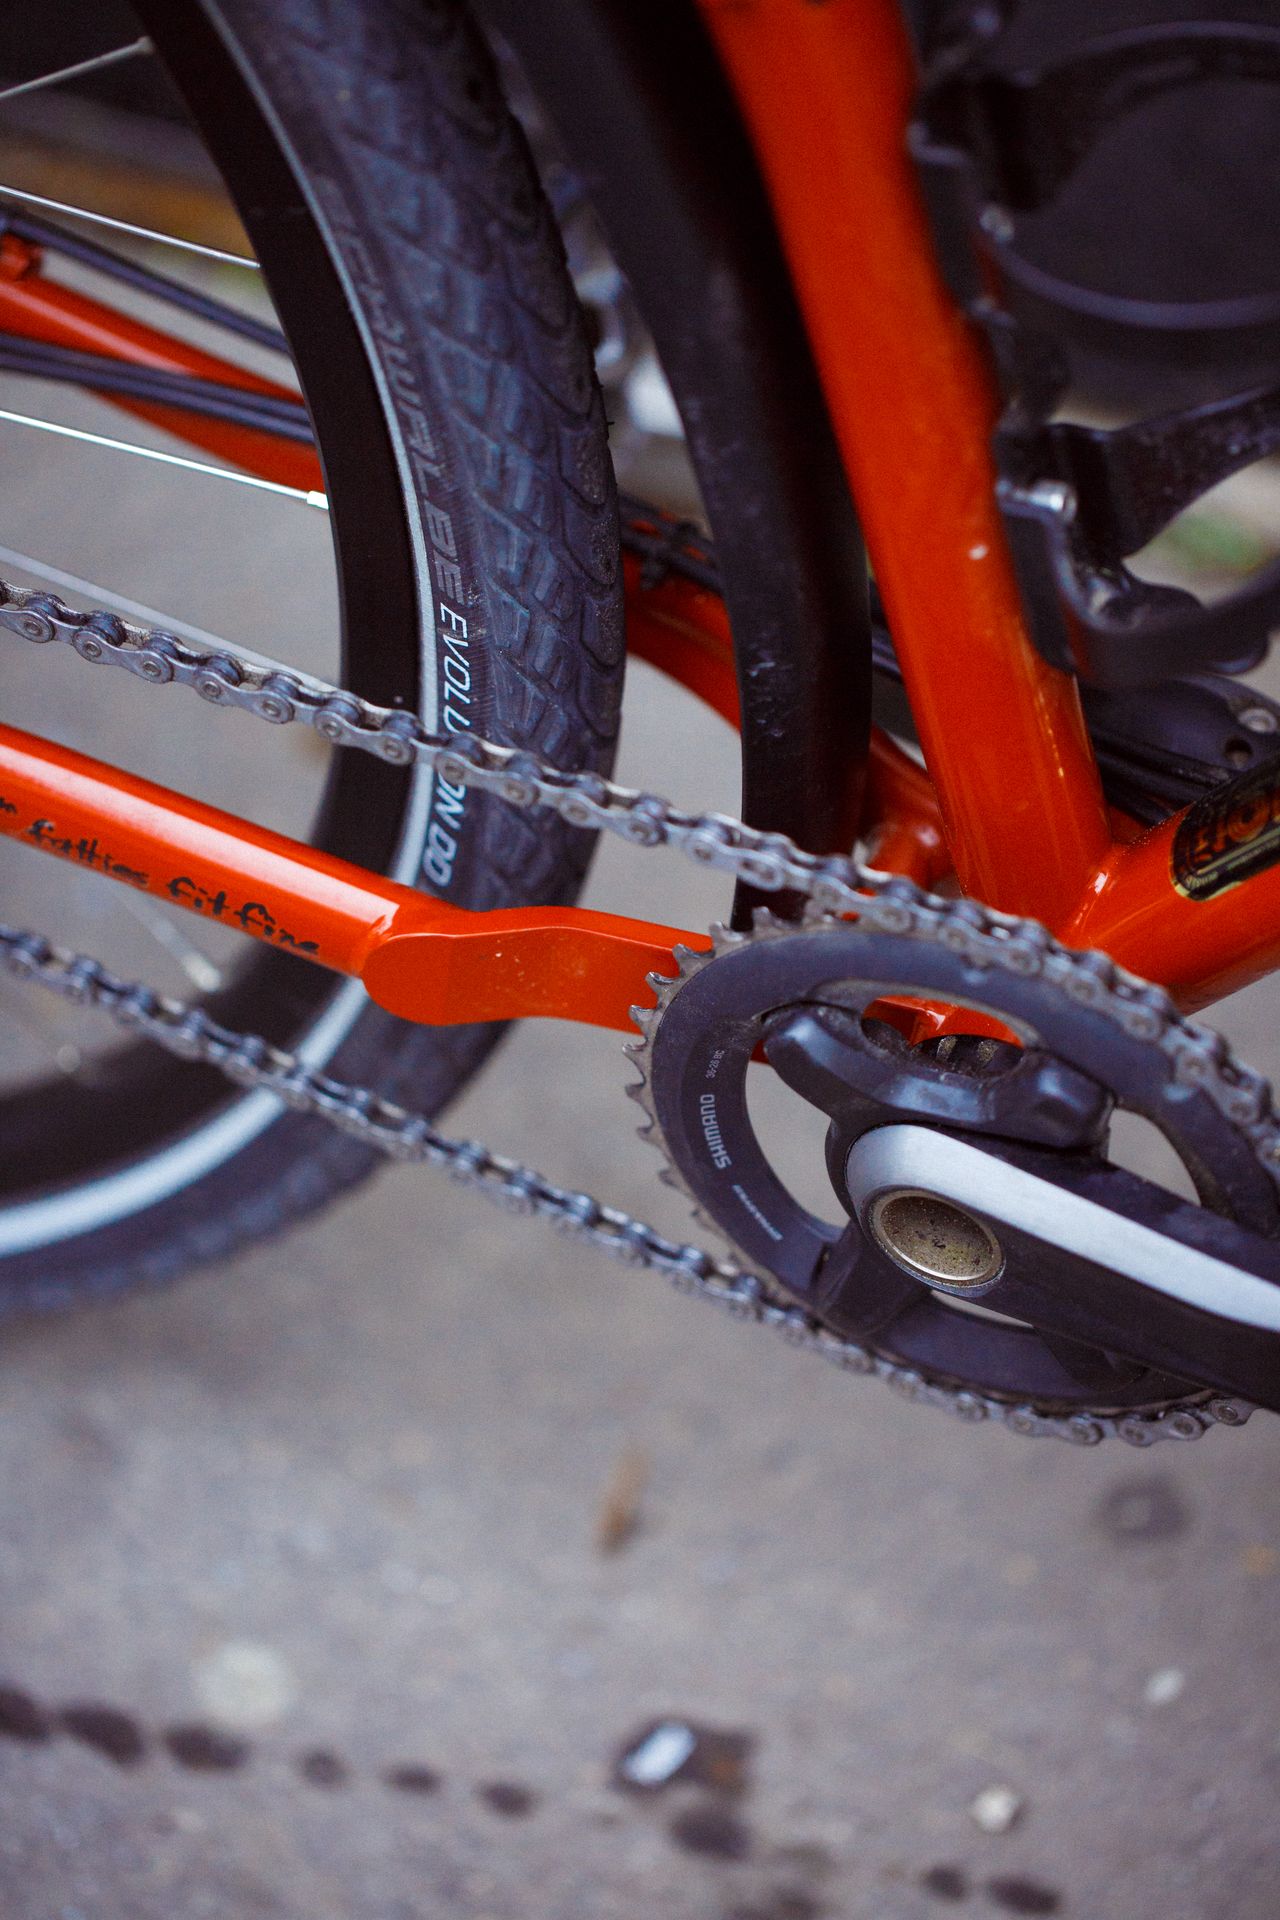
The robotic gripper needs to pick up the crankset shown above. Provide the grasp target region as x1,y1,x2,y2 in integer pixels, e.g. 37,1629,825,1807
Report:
0,575,1277,1443
632,912,1280,1425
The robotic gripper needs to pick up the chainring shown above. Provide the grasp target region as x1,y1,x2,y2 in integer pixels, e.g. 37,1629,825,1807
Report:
630,911,1280,1424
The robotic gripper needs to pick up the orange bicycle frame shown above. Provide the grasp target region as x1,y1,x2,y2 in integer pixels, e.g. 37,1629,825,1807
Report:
1,0,1278,1026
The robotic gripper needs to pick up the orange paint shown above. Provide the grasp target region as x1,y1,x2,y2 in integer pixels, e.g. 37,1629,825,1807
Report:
6,54,1280,1027
1062,807,1280,1012
0,724,702,1030
0,234,321,492
622,547,740,726
863,732,948,887
696,0,1111,925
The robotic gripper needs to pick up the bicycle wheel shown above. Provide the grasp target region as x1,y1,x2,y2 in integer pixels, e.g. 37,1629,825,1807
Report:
0,0,623,1309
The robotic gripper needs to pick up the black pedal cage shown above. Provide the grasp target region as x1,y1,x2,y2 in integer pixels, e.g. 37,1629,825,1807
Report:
911,7,1280,689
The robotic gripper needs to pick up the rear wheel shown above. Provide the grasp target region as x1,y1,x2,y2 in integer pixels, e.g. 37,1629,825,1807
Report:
0,0,623,1310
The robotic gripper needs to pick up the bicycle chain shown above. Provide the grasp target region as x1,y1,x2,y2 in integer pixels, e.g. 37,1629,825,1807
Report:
0,576,1266,1445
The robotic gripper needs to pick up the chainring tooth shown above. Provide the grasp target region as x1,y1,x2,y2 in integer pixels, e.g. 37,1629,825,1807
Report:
629,909,1273,1439
0,575,1269,1443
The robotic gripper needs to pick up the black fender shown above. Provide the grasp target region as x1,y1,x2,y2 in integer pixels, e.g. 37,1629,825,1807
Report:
479,0,871,915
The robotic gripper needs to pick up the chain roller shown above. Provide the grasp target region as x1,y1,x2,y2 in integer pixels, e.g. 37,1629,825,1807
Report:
0,575,1265,1444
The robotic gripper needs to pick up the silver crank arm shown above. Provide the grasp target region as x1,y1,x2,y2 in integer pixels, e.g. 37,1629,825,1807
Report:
846,1124,1280,1335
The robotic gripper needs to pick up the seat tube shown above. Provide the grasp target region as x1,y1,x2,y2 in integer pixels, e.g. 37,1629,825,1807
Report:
698,0,1112,925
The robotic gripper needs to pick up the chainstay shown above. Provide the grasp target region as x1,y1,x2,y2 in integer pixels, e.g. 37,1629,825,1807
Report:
0,575,1269,1444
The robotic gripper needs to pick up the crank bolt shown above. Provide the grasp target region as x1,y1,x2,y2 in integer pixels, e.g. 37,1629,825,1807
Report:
866,1188,1003,1293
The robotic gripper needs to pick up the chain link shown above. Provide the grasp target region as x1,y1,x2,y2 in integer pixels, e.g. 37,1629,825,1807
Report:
0,583,877,908
0,576,1265,1444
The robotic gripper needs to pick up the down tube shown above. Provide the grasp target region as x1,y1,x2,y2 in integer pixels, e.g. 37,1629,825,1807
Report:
697,0,1111,927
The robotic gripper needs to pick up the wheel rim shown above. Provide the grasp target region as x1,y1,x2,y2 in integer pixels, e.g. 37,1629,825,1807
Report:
0,0,435,1243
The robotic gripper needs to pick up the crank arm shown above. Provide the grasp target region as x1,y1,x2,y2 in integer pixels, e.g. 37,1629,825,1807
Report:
0,722,705,1030
845,1124,1280,1410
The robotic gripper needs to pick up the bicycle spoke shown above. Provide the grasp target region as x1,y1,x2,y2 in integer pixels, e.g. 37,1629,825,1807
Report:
0,183,259,268
0,37,154,106
0,407,328,506
117,893,224,994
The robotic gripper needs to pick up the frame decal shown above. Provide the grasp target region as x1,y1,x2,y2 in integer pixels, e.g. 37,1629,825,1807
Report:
1172,759,1280,903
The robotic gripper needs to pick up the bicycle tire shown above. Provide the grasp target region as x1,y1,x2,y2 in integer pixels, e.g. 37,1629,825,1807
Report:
0,0,623,1310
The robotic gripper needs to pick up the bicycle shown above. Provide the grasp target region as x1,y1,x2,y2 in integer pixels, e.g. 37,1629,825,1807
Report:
0,0,1277,1444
